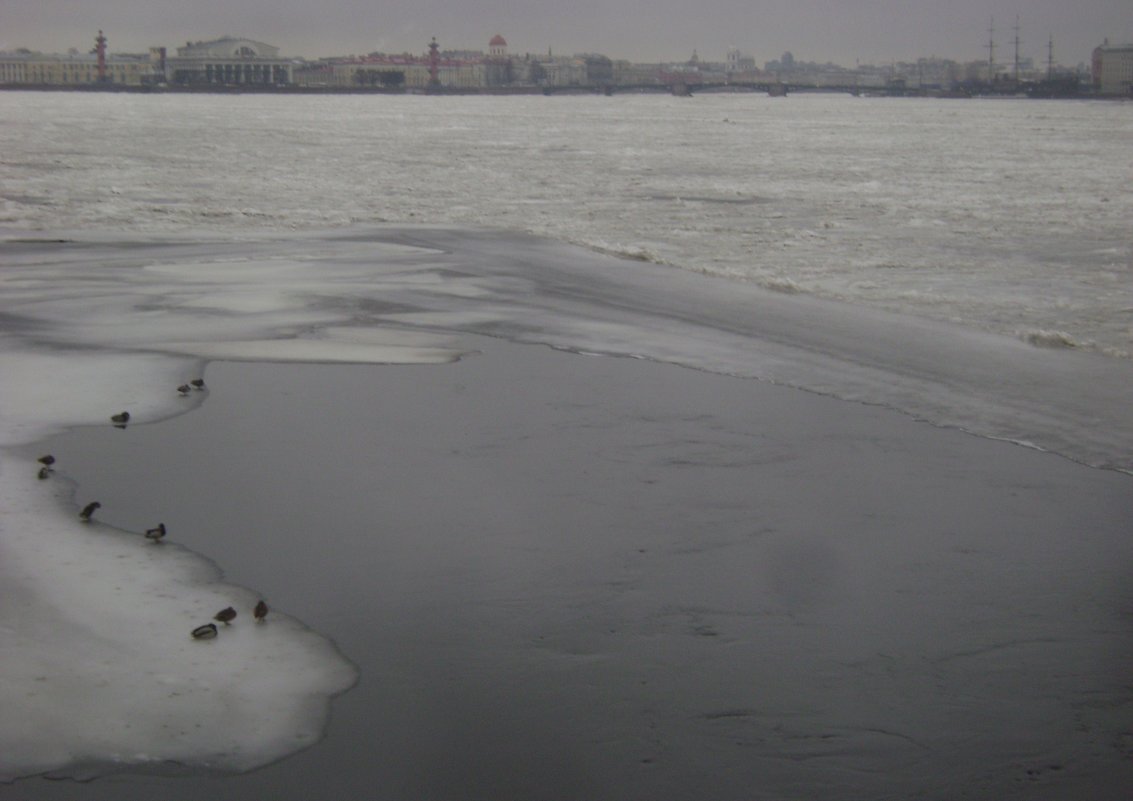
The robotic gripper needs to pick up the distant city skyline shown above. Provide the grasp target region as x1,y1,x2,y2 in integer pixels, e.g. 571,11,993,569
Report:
3,0,1130,67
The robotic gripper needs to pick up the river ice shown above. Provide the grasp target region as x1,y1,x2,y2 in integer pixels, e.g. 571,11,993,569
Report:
3,93,1131,357
1,92,1131,795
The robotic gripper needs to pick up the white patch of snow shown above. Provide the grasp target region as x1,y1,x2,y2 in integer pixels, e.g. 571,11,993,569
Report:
0,233,482,780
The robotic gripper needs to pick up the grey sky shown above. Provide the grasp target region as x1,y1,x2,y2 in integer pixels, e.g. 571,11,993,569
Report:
3,0,1129,66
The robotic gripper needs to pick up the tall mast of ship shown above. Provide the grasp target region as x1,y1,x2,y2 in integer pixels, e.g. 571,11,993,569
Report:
986,17,996,82
1013,16,1022,81
1047,34,1054,80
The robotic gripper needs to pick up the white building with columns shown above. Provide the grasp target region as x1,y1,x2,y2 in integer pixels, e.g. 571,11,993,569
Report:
168,38,294,86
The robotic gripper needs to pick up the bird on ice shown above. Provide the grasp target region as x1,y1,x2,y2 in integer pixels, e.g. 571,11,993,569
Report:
214,606,237,625
37,454,56,468
177,384,191,396
37,466,50,480
79,501,101,521
144,523,166,543
110,411,130,426
192,623,218,640
190,379,206,390
254,600,269,622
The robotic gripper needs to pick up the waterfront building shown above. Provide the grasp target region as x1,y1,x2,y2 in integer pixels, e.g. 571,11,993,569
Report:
306,37,529,90
725,47,756,74
309,36,624,91
580,54,614,86
538,58,589,88
0,32,165,86
484,34,512,86
1092,41,1133,95
317,54,425,88
316,52,485,90
612,61,665,87
488,34,508,59
167,38,294,86
0,50,159,85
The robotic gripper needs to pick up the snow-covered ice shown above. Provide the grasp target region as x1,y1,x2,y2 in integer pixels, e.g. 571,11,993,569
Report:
0,235,475,780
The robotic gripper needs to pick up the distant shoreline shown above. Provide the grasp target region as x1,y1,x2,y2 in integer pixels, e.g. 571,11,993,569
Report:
1,83,1115,99
0,82,541,95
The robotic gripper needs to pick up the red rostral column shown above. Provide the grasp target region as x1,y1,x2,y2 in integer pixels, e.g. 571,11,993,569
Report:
95,30,108,81
428,37,440,88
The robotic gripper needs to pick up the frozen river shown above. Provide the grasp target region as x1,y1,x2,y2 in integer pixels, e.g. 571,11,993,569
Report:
3,92,1132,357
1,92,1132,798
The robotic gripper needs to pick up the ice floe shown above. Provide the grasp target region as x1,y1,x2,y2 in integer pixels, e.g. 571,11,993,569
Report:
0,453,357,780
3,221,1133,782
0,234,475,781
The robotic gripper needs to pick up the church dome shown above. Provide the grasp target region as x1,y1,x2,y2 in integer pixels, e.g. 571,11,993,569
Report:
489,34,507,47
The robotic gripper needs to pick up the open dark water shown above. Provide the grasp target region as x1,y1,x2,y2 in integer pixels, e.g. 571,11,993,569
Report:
16,337,1133,801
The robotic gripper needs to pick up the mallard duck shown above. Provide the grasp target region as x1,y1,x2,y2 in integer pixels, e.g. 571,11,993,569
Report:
110,411,130,426
38,466,51,480
192,623,218,640
37,454,56,468
214,606,237,625
145,523,166,543
79,501,101,521
177,384,191,396
190,379,206,390
253,600,269,622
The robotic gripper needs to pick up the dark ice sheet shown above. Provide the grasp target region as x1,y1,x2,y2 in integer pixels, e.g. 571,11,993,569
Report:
17,337,1133,800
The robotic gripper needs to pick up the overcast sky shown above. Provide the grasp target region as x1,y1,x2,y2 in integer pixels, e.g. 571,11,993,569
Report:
3,0,1130,66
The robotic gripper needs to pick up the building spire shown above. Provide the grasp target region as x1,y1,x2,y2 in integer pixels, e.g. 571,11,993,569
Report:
427,37,440,88
94,30,108,82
